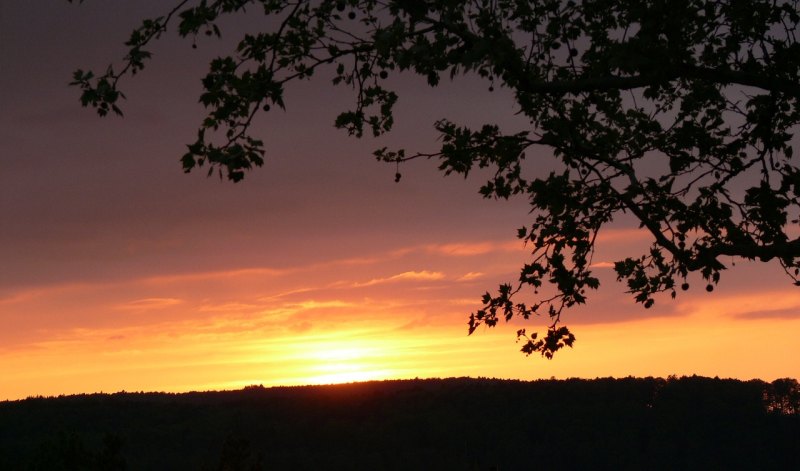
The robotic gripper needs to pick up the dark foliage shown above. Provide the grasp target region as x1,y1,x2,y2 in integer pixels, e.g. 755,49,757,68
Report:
67,0,800,357
1,376,798,469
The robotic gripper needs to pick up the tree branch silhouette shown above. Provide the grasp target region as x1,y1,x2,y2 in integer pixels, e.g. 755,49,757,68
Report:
69,0,800,358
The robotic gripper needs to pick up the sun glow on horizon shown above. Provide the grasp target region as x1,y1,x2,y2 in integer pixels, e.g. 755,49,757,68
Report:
292,339,393,385
1,235,799,400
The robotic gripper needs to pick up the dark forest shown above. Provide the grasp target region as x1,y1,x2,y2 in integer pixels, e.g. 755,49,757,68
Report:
1,376,798,470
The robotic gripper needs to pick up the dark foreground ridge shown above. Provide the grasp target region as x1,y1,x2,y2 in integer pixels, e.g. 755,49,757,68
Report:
1,376,798,470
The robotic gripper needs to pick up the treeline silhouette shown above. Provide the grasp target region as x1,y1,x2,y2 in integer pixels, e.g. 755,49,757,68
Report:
0,376,797,470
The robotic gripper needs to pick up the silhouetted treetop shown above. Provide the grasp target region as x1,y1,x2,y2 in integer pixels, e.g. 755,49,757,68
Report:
69,0,800,357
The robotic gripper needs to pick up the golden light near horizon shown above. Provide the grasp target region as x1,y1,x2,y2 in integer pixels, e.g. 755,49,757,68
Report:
289,336,395,385
2,278,800,400
1,234,800,401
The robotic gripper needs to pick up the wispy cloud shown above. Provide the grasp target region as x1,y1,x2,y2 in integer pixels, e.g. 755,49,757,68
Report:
590,261,615,269
197,302,261,314
114,298,183,310
256,288,315,302
288,300,354,310
457,272,484,281
425,241,519,256
734,307,800,320
143,267,290,284
355,270,446,287
678,290,800,320
595,228,651,243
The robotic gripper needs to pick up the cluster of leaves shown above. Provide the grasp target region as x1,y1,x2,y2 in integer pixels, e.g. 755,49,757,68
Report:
70,0,800,358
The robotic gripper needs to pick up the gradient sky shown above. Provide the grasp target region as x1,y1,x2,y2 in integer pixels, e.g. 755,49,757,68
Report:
1,1,799,401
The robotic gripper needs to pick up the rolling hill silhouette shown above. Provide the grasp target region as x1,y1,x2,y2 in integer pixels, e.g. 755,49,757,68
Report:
1,376,798,469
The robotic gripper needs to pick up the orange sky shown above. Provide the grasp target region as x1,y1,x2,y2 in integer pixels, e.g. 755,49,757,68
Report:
1,2,799,401
1,227,798,401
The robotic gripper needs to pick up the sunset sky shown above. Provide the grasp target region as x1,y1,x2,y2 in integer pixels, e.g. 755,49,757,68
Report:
1,1,799,401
